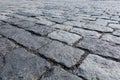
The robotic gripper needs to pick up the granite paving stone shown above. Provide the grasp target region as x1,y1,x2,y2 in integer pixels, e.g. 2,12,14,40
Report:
1,0,120,80
0,24,51,50
101,34,120,45
64,21,113,32
0,48,51,80
113,30,120,36
26,25,55,36
0,38,16,55
16,9,43,17
41,66,83,80
76,54,120,80
36,18,55,26
0,21,5,26
47,17,67,24
82,23,114,32
108,23,120,29
76,37,120,60
4,18,36,29
16,10,39,17
42,9,64,18
64,21,84,28
94,19,109,26
39,41,85,67
111,15,120,21
51,24,73,31
0,14,10,21
48,30,82,45
70,28,101,38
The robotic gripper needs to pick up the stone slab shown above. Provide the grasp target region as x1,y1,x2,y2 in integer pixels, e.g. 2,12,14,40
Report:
76,38,120,60
76,54,120,80
0,48,51,80
39,41,85,67
48,30,82,45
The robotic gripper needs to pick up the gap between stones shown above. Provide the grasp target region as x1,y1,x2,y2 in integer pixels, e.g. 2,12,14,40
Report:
0,34,87,80
2,19,120,65
76,46,120,63
2,20,120,63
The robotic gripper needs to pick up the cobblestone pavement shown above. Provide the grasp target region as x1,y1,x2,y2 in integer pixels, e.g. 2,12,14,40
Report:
0,0,120,80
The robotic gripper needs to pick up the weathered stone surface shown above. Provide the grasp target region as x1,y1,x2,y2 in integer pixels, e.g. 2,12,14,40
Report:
14,20,36,28
82,23,114,32
83,16,96,21
113,30,120,36
64,21,84,28
51,24,73,31
64,21,113,32
42,9,64,18
39,41,85,67
0,38,16,55
36,18,55,26
16,9,43,17
4,18,55,36
108,23,120,29
94,19,109,26
0,54,4,72
98,14,110,19
48,30,82,45
70,28,101,38
26,25,55,36
76,38,120,60
101,34,120,45
76,54,120,80
0,48,51,80
0,14,9,21
41,66,83,80
16,11,39,17
0,24,51,50
94,19,118,26
1,0,120,79
111,15,120,21
0,21,5,26
6,13,26,19
47,17,67,24
5,18,36,29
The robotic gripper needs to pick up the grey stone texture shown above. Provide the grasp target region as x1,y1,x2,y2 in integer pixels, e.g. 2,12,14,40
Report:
113,30,120,36
1,0,120,80
0,24,51,50
65,21,113,32
101,34,120,45
108,23,120,29
47,17,67,24
70,28,101,38
76,54,120,80
0,21,5,26
4,18,36,29
64,21,84,28
41,66,83,80
48,30,82,45
51,24,73,31
36,18,55,26
0,38,16,55
0,48,51,80
26,25,55,36
39,41,85,67
76,38,120,60
82,23,114,32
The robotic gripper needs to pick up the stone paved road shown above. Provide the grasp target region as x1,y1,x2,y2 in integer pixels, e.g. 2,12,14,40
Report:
0,0,120,80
